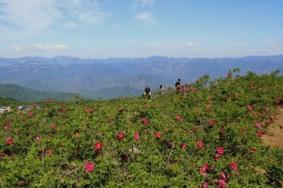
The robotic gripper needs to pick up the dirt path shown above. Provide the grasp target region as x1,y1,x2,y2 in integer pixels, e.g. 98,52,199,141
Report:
261,107,283,149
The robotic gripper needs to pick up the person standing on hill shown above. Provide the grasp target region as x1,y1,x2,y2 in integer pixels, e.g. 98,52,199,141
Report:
144,87,151,100
159,84,165,95
175,78,181,92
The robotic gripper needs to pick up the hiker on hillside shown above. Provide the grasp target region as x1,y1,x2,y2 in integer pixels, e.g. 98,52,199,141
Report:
144,87,151,100
159,84,165,95
175,78,181,92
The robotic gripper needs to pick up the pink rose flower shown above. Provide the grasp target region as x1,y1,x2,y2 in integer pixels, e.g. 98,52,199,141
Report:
154,132,161,139
134,132,140,141
116,132,126,141
196,140,205,150
201,182,209,188
208,119,217,126
255,122,262,129
5,136,13,145
217,179,227,188
175,115,183,122
94,142,103,151
230,162,238,171
84,161,95,173
199,164,209,176
141,118,150,126
216,147,225,155
180,143,187,150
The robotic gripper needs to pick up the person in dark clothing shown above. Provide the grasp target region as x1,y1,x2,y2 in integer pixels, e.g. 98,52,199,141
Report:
175,78,181,90
144,87,151,100
159,84,165,94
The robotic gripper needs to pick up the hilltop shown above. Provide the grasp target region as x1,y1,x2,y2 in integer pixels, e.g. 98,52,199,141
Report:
0,71,282,187
0,97,18,106
0,84,77,102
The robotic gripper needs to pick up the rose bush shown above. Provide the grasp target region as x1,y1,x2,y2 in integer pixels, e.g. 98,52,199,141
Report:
0,71,283,187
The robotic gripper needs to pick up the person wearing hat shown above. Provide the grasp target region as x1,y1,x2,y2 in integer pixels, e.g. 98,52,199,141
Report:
175,78,181,92
144,87,151,100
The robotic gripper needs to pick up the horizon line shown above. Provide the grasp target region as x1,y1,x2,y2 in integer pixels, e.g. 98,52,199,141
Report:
1,53,283,60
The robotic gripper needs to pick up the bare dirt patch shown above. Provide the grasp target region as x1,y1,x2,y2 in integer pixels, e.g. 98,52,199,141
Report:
261,107,283,149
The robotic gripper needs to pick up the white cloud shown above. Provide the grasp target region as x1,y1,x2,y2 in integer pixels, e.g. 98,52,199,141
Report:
232,42,248,48
32,44,70,50
135,12,155,23
8,44,23,51
58,0,109,28
0,0,108,34
137,0,156,6
8,43,70,51
2,41,283,58
0,0,59,34
185,42,200,47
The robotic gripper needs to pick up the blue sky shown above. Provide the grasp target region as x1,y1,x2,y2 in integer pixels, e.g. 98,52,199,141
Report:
0,0,282,58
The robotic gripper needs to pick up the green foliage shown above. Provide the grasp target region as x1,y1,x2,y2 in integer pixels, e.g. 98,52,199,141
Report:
0,84,77,102
0,72,283,187
0,97,18,105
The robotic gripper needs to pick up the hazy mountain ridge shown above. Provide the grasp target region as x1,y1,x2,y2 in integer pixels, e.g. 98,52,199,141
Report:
0,55,282,99
0,96,18,105
0,84,76,102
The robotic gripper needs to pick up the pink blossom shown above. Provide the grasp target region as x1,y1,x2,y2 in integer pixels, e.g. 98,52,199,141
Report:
180,143,187,150
201,182,209,188
208,119,217,126
134,132,140,141
141,118,149,126
217,179,227,188
84,161,95,173
196,140,205,150
255,122,262,129
116,132,126,141
214,153,221,161
219,171,227,181
175,115,183,122
199,164,209,176
216,147,225,155
230,162,238,171
94,142,103,151
5,136,13,145
28,111,34,117
154,132,161,139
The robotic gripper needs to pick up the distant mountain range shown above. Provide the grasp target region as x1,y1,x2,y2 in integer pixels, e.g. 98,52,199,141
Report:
0,84,76,102
0,55,283,99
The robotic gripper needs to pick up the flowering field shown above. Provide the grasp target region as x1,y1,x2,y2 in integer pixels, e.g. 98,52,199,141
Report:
1,71,283,187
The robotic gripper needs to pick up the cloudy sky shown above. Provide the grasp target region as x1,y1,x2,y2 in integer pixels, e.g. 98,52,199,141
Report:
0,0,282,58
